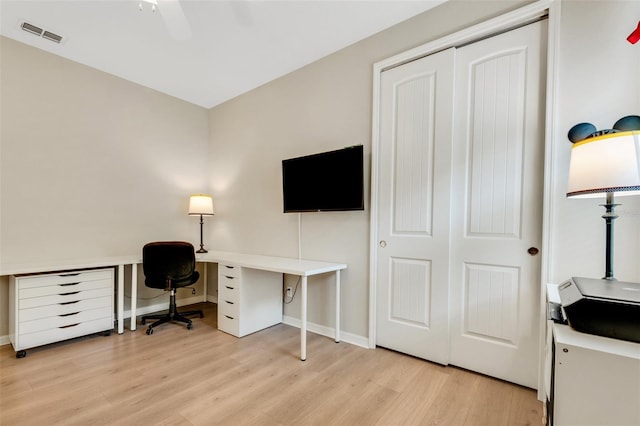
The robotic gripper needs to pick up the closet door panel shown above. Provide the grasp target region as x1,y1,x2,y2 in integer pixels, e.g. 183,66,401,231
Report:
375,48,455,365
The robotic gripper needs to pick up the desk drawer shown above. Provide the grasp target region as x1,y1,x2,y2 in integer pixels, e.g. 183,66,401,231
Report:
19,287,112,309
218,312,239,337
219,273,240,289
18,317,113,350
219,280,239,302
219,264,241,278
17,270,113,289
19,278,112,299
19,306,113,334
20,295,112,321
219,297,239,318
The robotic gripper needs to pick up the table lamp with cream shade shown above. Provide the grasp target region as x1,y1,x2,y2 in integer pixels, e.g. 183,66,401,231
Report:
566,115,640,280
188,194,214,253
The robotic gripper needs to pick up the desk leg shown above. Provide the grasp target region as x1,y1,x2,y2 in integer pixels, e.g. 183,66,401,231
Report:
130,263,137,331
203,264,208,303
335,270,341,343
117,265,124,334
301,275,307,361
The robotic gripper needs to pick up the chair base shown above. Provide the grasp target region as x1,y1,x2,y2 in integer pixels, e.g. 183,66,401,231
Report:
141,290,204,334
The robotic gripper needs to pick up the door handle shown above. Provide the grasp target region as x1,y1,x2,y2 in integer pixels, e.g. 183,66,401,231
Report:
528,247,539,255
379,240,387,248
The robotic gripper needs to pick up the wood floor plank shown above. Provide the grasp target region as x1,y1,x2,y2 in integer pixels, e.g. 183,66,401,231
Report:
0,303,543,425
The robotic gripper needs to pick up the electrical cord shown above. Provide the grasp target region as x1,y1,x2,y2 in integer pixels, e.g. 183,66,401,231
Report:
283,277,300,304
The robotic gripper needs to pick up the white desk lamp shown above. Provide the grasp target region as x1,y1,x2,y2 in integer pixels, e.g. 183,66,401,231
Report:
188,194,214,253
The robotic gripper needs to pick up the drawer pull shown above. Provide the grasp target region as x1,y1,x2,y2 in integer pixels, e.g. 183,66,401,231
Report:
59,312,80,317
225,300,234,305
59,300,80,305
59,273,81,277
60,291,80,296
224,315,234,320
225,286,234,290
59,323,80,329
225,275,235,280
225,265,234,269
59,282,80,287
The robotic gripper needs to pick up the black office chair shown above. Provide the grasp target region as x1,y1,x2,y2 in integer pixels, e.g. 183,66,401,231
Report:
141,241,204,335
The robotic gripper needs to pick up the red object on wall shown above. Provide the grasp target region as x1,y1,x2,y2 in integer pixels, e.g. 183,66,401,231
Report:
628,20,640,44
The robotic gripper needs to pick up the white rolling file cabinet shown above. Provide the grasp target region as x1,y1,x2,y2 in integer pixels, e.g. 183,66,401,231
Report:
9,268,115,358
217,263,283,337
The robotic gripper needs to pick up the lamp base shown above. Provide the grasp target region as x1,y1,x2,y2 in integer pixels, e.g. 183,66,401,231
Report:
600,193,620,281
196,248,208,254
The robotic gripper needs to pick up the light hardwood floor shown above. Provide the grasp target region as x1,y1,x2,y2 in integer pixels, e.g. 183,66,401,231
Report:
1,303,542,425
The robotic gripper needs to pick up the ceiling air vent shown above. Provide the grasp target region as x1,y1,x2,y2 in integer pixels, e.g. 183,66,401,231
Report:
42,31,63,44
20,21,64,44
20,22,43,36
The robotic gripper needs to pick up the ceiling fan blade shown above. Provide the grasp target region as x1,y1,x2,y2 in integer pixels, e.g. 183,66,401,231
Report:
157,0,191,40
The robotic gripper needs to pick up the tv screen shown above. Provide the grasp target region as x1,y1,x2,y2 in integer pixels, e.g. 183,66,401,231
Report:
282,145,364,213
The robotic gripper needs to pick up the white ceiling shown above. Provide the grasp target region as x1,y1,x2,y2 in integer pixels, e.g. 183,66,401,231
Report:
1,0,445,108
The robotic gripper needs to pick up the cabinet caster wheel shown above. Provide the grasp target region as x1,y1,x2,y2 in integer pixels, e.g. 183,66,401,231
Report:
146,327,153,335
187,323,193,330
199,313,204,318
141,319,146,325
16,350,26,359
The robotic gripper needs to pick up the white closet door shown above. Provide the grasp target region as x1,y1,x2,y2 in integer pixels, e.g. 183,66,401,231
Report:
375,48,455,364
449,21,546,388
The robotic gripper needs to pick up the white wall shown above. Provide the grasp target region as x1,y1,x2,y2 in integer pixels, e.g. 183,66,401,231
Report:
0,37,210,335
207,0,640,342
207,0,533,339
551,0,640,283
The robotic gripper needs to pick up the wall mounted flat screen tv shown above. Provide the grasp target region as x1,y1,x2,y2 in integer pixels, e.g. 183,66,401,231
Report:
282,145,364,213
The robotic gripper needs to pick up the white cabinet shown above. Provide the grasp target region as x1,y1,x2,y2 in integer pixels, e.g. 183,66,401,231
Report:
549,323,640,426
217,263,283,337
9,268,115,357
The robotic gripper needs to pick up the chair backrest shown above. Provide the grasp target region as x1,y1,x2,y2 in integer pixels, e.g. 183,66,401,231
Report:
142,241,197,289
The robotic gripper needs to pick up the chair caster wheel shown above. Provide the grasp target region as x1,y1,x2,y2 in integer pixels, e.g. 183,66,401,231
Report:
16,350,26,359
146,327,153,335
187,323,193,330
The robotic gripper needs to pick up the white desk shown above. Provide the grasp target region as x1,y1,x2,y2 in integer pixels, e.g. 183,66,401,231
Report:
2,252,347,361
194,251,347,361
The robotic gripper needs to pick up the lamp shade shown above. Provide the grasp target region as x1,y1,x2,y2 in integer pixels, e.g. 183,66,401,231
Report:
567,131,640,198
188,194,214,215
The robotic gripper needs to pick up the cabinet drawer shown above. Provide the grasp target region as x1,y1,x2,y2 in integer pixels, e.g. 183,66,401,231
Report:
218,312,239,337
219,264,240,278
18,317,113,350
20,278,112,299
19,306,113,334
17,270,113,289
19,296,112,322
219,273,240,290
219,297,239,318
19,286,112,309
219,281,239,302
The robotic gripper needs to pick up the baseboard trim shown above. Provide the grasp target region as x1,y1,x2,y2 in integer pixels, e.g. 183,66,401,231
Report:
1,304,369,350
282,315,369,349
123,296,205,321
